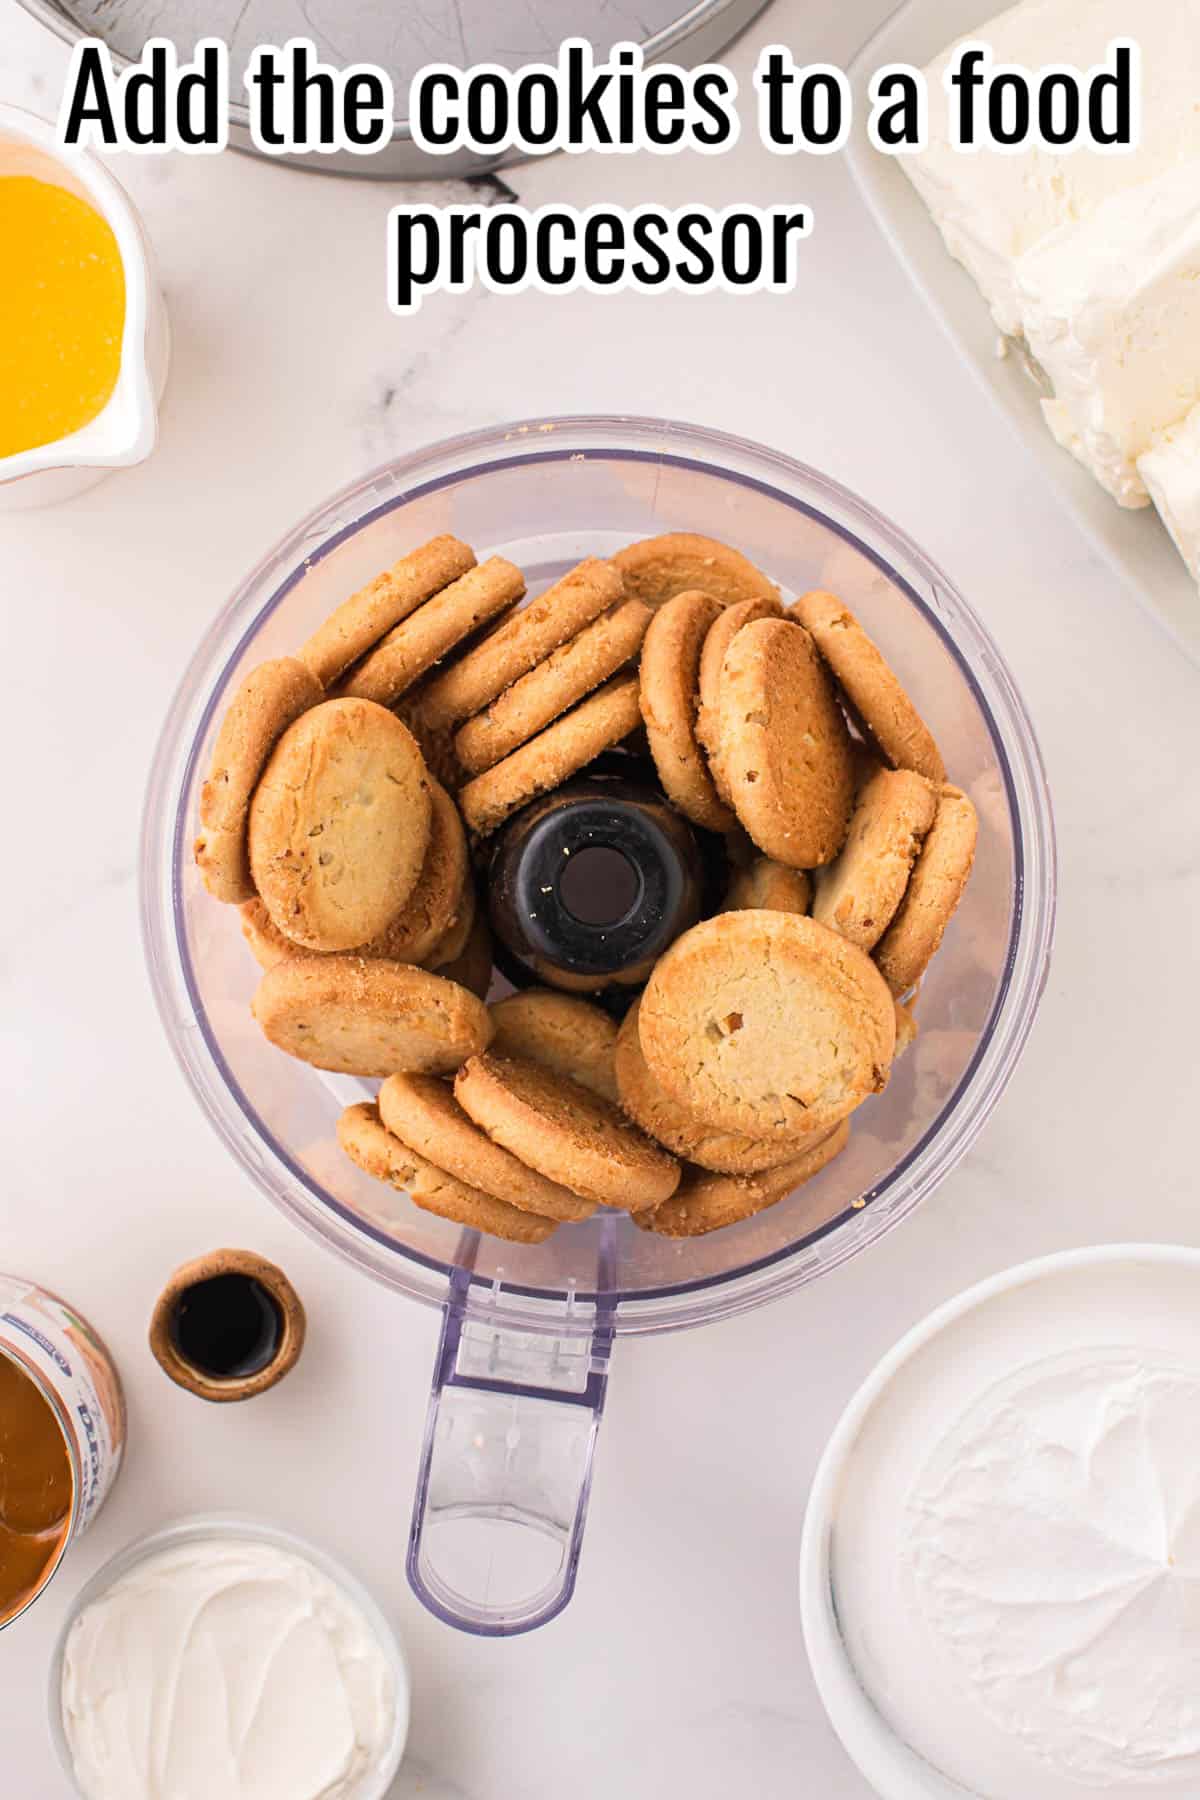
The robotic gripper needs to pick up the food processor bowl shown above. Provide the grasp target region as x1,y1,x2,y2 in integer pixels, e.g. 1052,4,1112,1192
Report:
142,415,1055,1634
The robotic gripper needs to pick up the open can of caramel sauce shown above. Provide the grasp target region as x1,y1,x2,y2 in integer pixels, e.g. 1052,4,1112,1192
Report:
0,1276,126,1630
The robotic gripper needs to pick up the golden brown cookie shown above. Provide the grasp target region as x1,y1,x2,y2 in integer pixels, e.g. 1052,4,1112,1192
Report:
717,617,855,868
488,990,619,1102
252,957,491,1077
723,856,812,917
695,594,783,803
811,766,938,951
874,786,978,995
337,1102,556,1244
417,558,623,732
635,1121,850,1238
638,911,896,1139
639,590,736,833
367,779,469,966
614,1000,809,1174
396,683,466,792
457,674,643,837
454,599,652,775
789,590,945,783
194,658,324,903
339,557,525,707
240,795,468,973
248,698,432,952
525,952,658,996
239,899,296,971
379,1074,593,1221
893,998,919,1057
299,535,476,689
455,1053,680,1210
427,899,492,998
612,533,779,610
424,874,475,964
421,862,474,964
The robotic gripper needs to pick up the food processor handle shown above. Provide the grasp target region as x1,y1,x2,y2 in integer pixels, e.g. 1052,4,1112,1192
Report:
407,1271,613,1635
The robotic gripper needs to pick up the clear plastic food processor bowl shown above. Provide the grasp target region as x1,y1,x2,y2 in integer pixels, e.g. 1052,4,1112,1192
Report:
142,416,1055,1636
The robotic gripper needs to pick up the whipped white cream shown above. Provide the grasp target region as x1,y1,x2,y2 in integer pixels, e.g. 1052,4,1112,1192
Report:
61,1538,397,1800
909,1350,1200,1788
832,1257,1200,1798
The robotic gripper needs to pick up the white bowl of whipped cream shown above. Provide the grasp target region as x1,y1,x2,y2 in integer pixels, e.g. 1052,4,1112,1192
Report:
49,1516,410,1800
801,1245,1200,1800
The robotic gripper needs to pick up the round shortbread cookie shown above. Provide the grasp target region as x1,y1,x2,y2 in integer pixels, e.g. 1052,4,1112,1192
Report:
635,1120,850,1238
418,557,623,732
695,594,783,802
454,599,652,775
379,1074,593,1221
366,778,468,965
299,534,476,689
717,617,855,868
424,876,476,963
789,589,945,783
639,589,735,833
723,856,812,917
612,533,779,610
248,698,432,952
240,811,470,974
873,785,978,996
527,950,657,994
421,863,474,967
615,999,809,1175
427,900,492,998
455,1053,680,1210
488,990,619,1102
457,674,643,837
639,911,896,1139
337,1102,556,1244
239,899,295,971
252,956,491,1077
811,765,938,951
339,556,525,707
194,657,323,903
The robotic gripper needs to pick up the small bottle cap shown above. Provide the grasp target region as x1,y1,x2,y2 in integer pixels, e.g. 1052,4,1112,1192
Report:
149,1251,306,1403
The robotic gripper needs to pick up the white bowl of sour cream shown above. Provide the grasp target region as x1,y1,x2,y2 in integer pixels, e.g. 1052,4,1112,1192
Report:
50,1516,409,1800
801,1245,1200,1800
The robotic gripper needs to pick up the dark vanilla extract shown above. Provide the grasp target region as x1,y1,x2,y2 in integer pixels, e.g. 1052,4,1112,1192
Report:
169,1274,283,1381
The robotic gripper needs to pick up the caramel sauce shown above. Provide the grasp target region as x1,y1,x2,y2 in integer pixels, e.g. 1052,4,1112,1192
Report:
0,1350,73,1623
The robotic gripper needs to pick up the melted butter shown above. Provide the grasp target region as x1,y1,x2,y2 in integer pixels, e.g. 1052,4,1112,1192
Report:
0,174,125,459
0,1350,72,1622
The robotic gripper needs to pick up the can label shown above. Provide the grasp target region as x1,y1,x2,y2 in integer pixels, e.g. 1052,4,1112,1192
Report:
0,1278,126,1537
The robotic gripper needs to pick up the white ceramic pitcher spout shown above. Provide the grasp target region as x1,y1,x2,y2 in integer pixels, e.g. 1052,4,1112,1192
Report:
0,102,170,510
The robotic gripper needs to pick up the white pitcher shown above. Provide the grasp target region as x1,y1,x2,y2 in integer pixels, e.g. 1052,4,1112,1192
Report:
0,102,169,509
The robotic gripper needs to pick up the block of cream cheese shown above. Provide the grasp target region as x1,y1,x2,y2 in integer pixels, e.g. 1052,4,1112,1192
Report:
1138,402,1200,582
1013,160,1200,507
905,0,1200,335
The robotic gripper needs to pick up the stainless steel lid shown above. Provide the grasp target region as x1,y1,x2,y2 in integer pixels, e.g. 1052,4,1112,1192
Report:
20,0,771,176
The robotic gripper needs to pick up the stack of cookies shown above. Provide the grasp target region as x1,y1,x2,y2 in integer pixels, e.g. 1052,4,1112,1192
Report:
194,529,977,1243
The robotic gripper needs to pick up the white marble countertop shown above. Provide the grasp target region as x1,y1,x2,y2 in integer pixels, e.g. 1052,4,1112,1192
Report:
3,0,1199,1793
